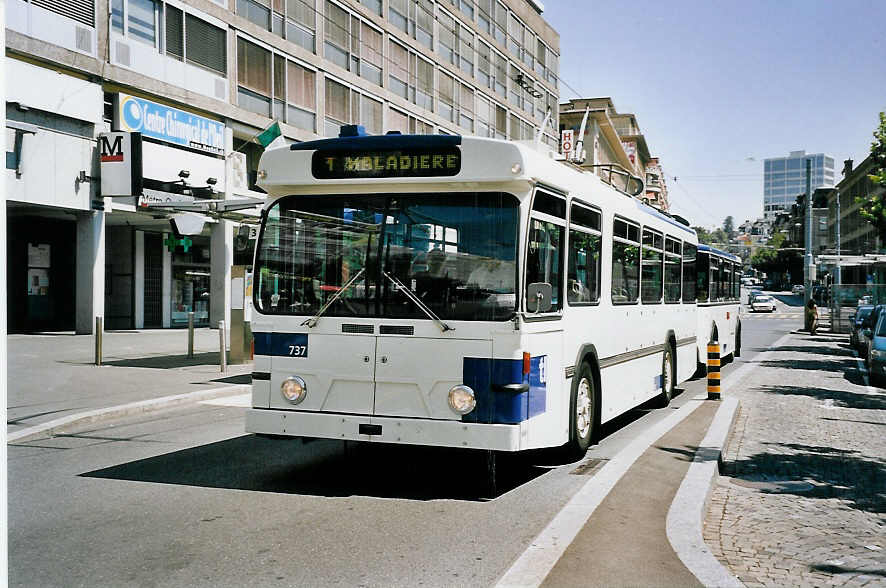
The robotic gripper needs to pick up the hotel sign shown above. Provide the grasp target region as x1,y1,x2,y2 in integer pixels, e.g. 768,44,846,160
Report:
117,93,225,155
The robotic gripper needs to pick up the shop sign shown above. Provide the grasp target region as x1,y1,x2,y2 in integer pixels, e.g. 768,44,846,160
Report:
117,93,225,156
137,188,195,208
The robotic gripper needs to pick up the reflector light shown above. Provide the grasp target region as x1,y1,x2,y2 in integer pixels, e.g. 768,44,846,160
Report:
523,352,531,375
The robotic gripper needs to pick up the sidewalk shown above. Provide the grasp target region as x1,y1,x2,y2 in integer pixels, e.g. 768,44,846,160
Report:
7,329,251,440
704,330,886,587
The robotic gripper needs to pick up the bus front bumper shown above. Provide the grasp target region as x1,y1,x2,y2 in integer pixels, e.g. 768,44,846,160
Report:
246,408,522,451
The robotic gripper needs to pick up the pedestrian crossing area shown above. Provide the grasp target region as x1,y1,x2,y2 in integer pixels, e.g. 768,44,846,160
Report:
740,311,802,319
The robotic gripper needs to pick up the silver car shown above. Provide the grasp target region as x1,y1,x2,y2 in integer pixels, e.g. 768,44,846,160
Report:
750,295,776,313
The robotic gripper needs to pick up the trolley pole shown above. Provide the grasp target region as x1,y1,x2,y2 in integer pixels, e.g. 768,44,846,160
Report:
804,158,813,315
94,316,103,366
707,341,721,400
187,311,195,358
218,320,227,373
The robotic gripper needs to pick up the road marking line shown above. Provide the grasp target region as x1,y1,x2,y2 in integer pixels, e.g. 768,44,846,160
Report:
664,330,792,587
496,331,795,588
495,394,706,588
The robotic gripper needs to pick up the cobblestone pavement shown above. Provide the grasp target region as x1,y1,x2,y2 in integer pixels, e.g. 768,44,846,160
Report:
704,331,886,587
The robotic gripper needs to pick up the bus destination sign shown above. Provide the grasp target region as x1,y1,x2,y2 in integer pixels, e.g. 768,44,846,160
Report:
312,147,461,179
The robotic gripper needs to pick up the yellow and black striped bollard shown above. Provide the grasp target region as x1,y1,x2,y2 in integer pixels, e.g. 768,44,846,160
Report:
707,342,721,400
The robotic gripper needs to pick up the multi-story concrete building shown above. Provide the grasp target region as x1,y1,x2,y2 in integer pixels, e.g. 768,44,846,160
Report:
763,150,835,219
827,156,881,255
6,0,561,333
558,97,669,211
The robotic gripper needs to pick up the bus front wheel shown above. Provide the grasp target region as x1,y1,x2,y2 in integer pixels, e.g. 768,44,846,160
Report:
567,363,596,457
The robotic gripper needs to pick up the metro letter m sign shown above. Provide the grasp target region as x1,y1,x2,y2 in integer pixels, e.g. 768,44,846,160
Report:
99,132,143,197
100,135,124,162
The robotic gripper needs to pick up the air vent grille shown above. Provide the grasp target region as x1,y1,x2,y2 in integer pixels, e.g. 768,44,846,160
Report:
342,324,374,334
380,325,414,335
116,41,131,66
75,26,92,52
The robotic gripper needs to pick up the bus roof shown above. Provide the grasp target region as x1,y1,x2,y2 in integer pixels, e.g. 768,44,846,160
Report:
698,243,741,262
257,128,699,239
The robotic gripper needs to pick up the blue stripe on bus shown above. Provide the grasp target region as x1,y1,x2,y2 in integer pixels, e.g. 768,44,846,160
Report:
252,332,308,357
462,356,547,424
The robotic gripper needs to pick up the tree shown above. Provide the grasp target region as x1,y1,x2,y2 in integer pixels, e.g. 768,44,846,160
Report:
723,216,735,239
856,112,886,247
693,226,713,245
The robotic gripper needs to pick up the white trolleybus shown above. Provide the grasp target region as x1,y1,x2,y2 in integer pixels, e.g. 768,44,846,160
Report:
246,127,703,462
695,245,742,365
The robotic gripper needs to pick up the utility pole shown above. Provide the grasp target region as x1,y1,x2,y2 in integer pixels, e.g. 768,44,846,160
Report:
804,158,813,329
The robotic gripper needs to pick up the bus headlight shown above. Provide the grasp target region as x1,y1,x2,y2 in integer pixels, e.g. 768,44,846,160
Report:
281,376,307,404
448,385,476,415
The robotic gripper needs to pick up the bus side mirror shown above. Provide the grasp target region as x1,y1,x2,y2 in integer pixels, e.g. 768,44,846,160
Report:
527,282,553,313
863,329,872,339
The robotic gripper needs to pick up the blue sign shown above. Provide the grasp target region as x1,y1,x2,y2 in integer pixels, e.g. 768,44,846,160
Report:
117,93,225,155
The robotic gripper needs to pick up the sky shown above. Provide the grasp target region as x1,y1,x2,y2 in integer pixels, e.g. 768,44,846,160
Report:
542,0,886,231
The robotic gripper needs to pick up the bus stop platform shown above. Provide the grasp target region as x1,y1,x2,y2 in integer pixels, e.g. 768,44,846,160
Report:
6,329,251,442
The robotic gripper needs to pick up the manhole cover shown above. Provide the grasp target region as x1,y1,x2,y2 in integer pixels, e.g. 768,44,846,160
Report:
730,479,815,493
571,458,607,476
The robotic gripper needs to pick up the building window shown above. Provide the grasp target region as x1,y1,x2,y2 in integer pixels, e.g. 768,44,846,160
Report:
494,51,507,98
389,41,432,111
493,1,506,45
438,11,456,65
459,83,474,132
237,0,271,30
324,78,382,136
360,0,381,16
438,71,455,123
458,25,474,76
237,37,272,116
116,0,159,47
285,0,315,51
286,61,316,131
477,0,491,33
477,41,491,88
389,0,433,49
165,9,227,76
324,2,382,86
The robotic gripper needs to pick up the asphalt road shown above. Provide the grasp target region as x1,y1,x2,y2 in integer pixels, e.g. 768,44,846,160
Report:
8,305,795,588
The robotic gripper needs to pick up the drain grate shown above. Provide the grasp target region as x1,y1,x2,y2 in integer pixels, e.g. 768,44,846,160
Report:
571,458,607,476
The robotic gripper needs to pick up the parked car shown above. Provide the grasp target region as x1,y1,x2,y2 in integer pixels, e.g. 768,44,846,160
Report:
791,284,805,295
860,304,886,364
850,305,876,349
864,312,886,387
750,295,776,313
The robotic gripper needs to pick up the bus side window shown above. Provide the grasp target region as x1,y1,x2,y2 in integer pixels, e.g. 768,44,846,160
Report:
612,218,640,304
567,203,601,305
682,243,697,302
526,218,563,311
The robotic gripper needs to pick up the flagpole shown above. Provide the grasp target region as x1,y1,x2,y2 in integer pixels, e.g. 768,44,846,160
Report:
227,119,280,158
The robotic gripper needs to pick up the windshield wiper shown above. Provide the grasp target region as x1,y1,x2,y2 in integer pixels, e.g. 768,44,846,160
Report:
382,271,454,333
301,268,365,328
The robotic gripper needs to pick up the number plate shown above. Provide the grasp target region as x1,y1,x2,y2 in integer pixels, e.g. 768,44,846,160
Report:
279,334,308,358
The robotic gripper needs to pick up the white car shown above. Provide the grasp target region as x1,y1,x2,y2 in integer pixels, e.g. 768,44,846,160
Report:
750,295,776,313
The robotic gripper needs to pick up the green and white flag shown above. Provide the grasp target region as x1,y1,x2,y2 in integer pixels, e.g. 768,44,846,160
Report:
256,121,286,149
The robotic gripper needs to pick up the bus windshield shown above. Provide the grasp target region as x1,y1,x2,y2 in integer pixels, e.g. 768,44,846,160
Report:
254,192,519,321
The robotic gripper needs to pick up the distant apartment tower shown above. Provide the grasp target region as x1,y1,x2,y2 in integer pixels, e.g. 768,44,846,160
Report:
763,150,835,219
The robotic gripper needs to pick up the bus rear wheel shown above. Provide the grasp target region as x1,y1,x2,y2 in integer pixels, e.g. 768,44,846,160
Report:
567,363,596,457
656,344,676,407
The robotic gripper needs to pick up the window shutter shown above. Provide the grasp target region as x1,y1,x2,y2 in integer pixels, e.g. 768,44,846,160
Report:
166,6,184,59
33,0,95,27
186,14,226,76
